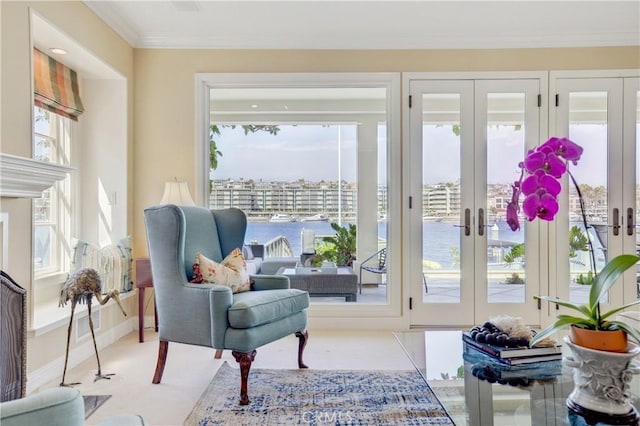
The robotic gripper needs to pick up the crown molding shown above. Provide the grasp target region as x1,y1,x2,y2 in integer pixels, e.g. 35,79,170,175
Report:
0,153,74,198
83,1,639,50
136,32,640,50
83,1,140,47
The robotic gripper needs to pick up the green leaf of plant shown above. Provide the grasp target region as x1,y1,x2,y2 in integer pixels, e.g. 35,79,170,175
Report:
589,254,640,311
534,296,591,317
530,315,588,347
607,320,640,343
599,299,640,321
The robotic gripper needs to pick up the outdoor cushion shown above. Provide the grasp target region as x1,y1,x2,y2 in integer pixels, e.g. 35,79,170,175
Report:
246,257,262,275
260,257,299,275
228,289,309,329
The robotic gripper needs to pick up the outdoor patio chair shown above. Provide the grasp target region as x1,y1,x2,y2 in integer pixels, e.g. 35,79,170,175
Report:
359,247,427,295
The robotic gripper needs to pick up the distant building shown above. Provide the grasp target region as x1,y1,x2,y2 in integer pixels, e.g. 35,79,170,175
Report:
209,179,607,221
422,184,460,216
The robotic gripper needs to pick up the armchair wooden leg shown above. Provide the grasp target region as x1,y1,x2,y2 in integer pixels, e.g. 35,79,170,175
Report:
214,349,223,359
232,350,257,405
152,340,168,384
295,330,309,369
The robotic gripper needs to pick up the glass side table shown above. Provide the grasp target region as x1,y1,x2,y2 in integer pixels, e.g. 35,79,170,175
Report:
394,330,640,425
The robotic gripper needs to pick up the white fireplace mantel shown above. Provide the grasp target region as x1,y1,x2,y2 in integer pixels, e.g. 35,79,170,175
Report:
1,153,74,198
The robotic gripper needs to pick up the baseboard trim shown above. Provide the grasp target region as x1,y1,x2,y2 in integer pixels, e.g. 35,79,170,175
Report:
27,318,135,393
142,314,156,330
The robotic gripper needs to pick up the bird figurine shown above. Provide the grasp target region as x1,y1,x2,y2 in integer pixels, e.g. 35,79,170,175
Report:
59,268,127,386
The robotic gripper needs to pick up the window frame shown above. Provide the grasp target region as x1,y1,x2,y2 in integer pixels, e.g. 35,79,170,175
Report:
195,72,404,327
33,106,76,286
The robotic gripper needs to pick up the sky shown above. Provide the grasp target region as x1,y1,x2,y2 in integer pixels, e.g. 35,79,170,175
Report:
211,123,609,188
213,125,360,182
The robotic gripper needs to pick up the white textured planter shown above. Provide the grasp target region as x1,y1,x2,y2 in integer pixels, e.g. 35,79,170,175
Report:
564,336,640,415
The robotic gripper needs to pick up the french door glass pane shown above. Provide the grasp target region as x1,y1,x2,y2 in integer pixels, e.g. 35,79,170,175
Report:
568,92,609,304
422,94,462,303
486,93,526,303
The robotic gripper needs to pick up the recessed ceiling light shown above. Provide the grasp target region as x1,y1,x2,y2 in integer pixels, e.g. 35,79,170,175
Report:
49,48,67,55
251,104,259,109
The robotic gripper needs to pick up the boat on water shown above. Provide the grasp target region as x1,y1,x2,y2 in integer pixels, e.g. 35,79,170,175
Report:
422,215,443,222
270,213,298,222
301,213,329,222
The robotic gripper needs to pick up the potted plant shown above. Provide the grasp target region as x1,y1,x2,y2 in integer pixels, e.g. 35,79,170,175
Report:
316,222,356,267
530,253,640,352
505,137,640,416
529,253,640,417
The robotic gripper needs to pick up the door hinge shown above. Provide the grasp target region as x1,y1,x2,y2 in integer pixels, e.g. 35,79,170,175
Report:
555,93,559,107
537,94,541,107
409,196,413,209
409,95,412,108
537,298,541,310
409,297,413,310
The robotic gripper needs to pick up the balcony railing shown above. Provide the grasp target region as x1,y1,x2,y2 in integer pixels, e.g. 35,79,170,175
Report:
263,236,294,258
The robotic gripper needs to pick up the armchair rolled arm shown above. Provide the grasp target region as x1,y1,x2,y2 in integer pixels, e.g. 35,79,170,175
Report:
209,285,233,349
0,388,84,426
251,274,291,290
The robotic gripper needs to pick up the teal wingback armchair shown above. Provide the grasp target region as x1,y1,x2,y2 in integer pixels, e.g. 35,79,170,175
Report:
143,205,309,405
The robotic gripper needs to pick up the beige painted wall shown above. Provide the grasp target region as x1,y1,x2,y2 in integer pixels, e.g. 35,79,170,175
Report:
1,1,134,374
1,0,639,377
132,46,640,256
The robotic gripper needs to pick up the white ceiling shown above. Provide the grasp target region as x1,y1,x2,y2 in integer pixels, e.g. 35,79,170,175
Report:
83,0,640,50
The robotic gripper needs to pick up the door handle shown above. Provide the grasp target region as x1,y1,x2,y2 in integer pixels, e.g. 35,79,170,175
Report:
628,208,635,236
454,208,471,236
478,208,484,236
613,208,620,236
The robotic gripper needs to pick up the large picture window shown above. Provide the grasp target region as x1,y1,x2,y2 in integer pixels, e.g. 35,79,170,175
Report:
198,74,401,314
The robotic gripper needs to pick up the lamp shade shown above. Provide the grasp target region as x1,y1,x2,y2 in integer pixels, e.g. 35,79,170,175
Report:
160,181,196,206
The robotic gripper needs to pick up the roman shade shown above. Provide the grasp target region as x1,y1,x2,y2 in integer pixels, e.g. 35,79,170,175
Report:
33,48,84,121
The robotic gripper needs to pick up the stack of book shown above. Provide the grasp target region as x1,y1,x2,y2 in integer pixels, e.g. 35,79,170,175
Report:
462,331,562,366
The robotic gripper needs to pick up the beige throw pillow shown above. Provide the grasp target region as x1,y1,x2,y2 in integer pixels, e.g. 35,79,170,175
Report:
192,248,251,293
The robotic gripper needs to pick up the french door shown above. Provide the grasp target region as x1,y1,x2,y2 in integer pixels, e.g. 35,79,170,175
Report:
551,73,640,313
406,75,546,326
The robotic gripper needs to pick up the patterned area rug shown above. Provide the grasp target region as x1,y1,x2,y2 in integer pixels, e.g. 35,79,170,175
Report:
185,362,453,425
83,394,111,419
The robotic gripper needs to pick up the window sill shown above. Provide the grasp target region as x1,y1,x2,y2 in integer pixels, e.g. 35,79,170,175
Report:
31,290,135,337
34,272,68,288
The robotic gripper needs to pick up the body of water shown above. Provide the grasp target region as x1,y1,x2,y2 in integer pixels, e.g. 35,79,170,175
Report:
246,220,529,268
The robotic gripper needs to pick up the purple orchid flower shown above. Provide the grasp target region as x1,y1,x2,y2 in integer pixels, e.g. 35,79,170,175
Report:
524,150,566,178
522,190,560,221
540,137,583,165
506,136,583,230
521,171,561,197
506,175,523,231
